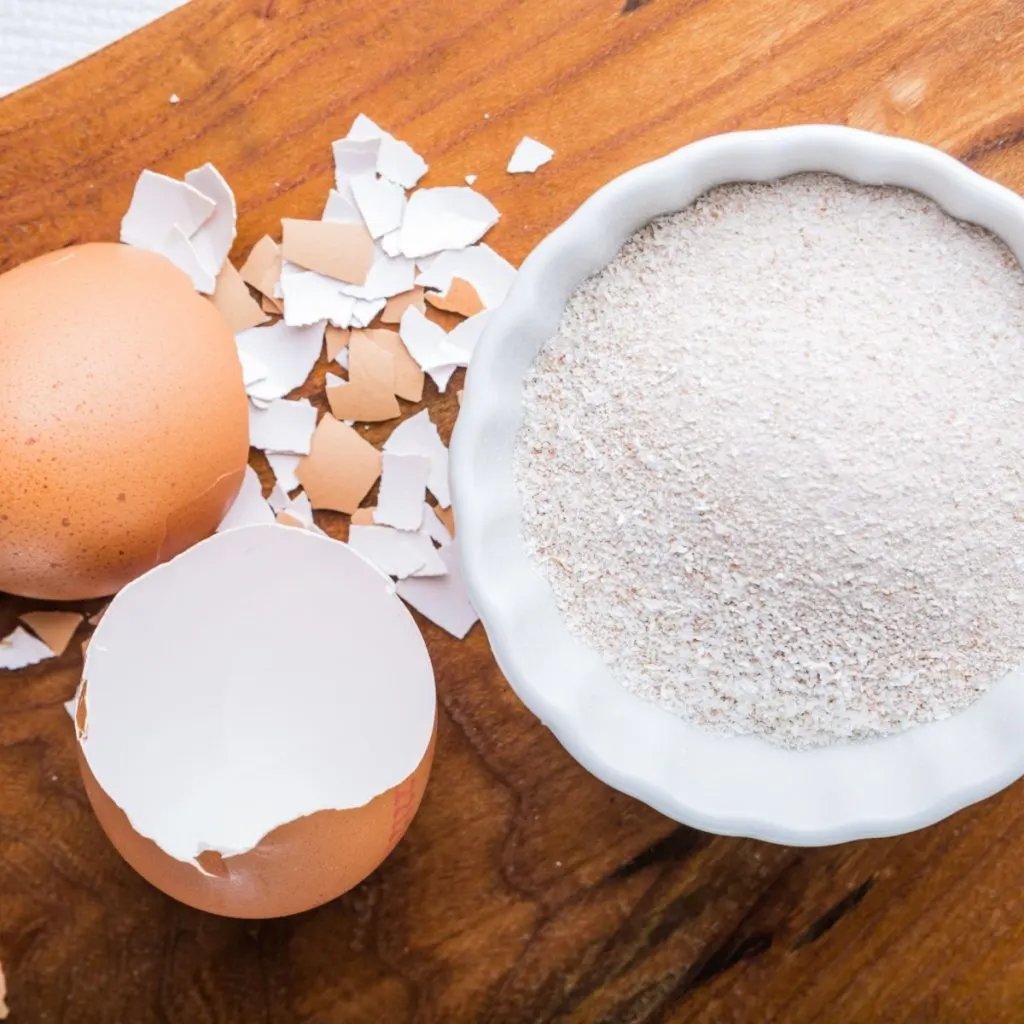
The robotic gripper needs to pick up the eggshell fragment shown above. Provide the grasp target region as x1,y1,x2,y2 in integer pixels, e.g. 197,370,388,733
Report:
235,320,324,403
281,220,373,285
353,503,451,544
268,483,290,513
397,305,453,363
347,525,446,579
346,113,429,189
326,379,400,423
121,165,236,292
217,466,275,532
356,329,424,403
351,176,406,240
340,250,416,302
507,136,555,173
350,331,396,388
19,611,83,657
422,503,453,546
381,229,403,258
322,188,363,224
445,308,496,364
266,452,302,493
384,410,450,508
326,333,400,423
280,270,357,328
157,224,216,293
211,262,270,333
398,307,465,391
397,543,478,638
415,244,516,309
345,115,385,140
76,525,437,917
424,277,485,317
297,415,382,513
0,627,55,671
325,326,350,363
351,297,387,328
239,351,268,388
240,236,282,298
184,163,238,279
248,398,318,455
0,244,249,599
415,251,443,274
381,287,427,324
377,137,429,189
279,490,316,528
434,504,456,539
399,188,500,259
332,138,380,194
375,453,431,530
120,171,215,249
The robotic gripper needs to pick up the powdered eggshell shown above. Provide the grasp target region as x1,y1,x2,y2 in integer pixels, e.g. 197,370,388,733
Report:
0,243,249,599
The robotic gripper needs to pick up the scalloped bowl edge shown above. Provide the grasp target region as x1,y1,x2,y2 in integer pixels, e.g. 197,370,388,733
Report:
450,125,1024,846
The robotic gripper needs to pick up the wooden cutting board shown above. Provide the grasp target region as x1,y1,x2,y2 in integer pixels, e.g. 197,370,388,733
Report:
3,0,1024,1020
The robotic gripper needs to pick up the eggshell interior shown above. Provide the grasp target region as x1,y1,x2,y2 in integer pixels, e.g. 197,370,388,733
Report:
0,243,249,599
77,524,437,917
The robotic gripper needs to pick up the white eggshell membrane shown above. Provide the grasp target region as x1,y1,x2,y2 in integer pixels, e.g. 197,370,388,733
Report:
78,524,436,865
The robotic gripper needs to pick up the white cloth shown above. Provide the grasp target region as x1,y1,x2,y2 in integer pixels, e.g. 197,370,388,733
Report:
0,0,189,96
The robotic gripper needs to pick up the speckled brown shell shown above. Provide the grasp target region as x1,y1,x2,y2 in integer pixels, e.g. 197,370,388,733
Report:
79,720,437,918
0,243,249,599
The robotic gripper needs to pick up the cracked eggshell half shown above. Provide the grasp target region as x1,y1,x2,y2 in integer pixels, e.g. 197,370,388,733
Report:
75,524,437,918
0,243,249,599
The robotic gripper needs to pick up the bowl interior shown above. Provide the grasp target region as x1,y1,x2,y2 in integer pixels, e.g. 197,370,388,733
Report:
450,125,1024,845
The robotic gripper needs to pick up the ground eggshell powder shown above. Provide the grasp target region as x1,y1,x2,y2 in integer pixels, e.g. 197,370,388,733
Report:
515,173,1024,749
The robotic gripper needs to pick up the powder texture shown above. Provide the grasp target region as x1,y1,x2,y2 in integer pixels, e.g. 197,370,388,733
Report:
515,174,1024,748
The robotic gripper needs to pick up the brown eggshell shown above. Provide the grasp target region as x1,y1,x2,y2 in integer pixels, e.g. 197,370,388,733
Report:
78,720,437,918
0,243,249,599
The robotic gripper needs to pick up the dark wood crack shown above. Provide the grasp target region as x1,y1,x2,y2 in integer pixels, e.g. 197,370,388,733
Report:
792,877,876,950
610,826,709,879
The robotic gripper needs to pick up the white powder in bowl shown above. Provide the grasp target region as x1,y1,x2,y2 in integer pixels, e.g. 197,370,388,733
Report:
515,173,1024,749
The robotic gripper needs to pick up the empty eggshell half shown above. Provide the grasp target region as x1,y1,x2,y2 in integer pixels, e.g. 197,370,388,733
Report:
75,524,437,918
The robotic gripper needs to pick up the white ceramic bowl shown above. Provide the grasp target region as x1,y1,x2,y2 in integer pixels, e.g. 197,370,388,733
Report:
450,124,1024,846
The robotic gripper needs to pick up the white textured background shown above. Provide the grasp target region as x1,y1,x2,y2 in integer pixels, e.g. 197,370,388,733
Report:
0,0,189,96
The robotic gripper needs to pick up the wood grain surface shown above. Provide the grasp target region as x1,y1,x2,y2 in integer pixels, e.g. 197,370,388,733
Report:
4,0,1024,1020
